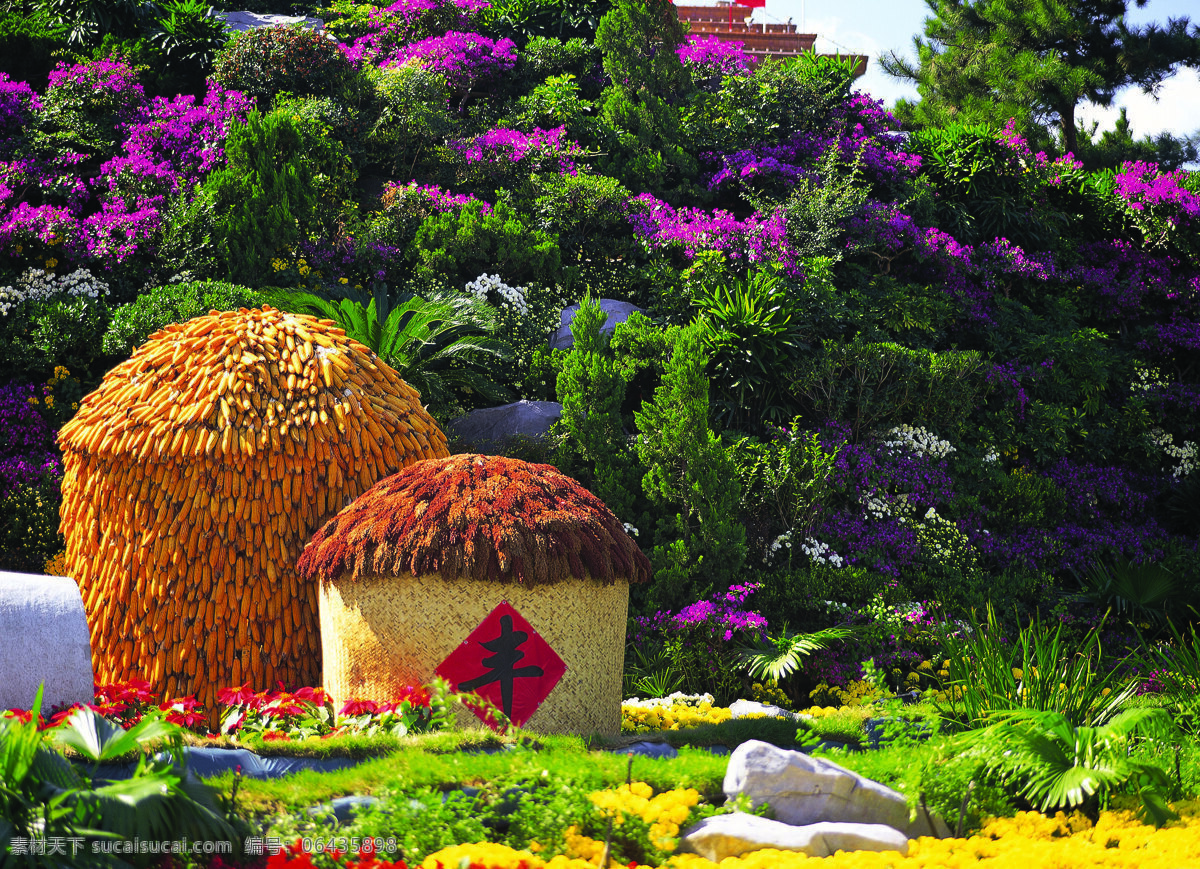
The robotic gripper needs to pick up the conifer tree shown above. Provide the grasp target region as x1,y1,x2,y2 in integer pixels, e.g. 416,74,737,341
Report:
594,0,695,187
635,323,746,608
883,0,1200,154
199,110,321,286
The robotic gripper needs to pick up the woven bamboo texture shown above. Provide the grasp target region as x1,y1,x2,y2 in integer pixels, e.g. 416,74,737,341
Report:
57,306,449,715
320,572,630,735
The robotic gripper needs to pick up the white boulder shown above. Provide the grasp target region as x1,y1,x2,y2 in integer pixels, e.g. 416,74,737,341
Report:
0,572,94,712
729,698,805,721
217,12,324,33
724,740,950,838
681,813,910,861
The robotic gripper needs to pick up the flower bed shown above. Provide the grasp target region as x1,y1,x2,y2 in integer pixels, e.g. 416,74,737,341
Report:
258,804,1200,868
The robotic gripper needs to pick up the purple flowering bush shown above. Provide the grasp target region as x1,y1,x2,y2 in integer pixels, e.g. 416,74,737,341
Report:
0,74,42,147
333,0,485,67
677,35,750,85
384,31,516,90
0,2,1195,689
628,583,768,704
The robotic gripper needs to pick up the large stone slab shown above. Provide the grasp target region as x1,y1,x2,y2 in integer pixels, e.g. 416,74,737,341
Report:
0,572,94,712
217,12,324,33
681,813,909,861
724,740,950,838
549,300,645,351
447,400,562,449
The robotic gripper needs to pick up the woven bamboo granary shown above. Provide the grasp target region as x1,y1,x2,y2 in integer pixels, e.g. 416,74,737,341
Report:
57,306,449,718
296,453,652,735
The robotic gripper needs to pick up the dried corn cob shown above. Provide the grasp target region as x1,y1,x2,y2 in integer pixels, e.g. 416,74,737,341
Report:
58,306,449,721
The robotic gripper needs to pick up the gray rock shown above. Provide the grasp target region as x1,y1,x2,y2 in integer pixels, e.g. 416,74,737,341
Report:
217,12,324,33
447,400,562,449
0,572,94,712
681,813,910,861
549,300,645,351
309,795,381,825
724,740,950,838
606,741,679,759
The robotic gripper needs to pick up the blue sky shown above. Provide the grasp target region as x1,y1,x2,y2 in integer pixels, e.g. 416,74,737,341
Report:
742,0,1199,141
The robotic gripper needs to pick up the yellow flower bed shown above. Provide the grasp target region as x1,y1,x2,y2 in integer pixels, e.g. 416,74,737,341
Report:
423,799,1200,869
622,696,732,732
590,781,701,852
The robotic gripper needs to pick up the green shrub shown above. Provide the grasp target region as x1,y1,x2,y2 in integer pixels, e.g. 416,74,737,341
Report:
695,267,808,431
987,466,1066,530
363,63,455,176
38,0,152,48
145,0,231,80
0,269,111,384
212,23,354,106
635,322,747,609
554,295,642,520
412,196,562,287
931,605,1138,731
956,708,1178,826
792,339,989,442
0,474,64,574
102,280,261,356
532,171,634,263
519,35,597,77
728,423,840,555
192,109,325,285
0,8,69,90
266,95,358,229
483,0,612,45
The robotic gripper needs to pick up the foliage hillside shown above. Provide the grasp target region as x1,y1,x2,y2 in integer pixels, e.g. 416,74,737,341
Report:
0,0,1198,633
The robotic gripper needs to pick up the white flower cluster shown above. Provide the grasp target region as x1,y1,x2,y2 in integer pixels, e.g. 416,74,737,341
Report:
981,447,1000,464
1149,428,1197,479
1132,365,1168,393
913,507,976,571
622,522,639,537
0,286,17,316
882,424,955,459
466,272,528,315
0,268,109,315
768,529,793,557
798,536,844,568
622,692,714,709
861,490,913,520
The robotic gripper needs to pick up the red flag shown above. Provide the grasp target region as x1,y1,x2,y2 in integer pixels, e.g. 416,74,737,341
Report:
734,0,767,7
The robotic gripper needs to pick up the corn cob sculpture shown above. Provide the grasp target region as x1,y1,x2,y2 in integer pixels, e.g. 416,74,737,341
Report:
57,305,449,716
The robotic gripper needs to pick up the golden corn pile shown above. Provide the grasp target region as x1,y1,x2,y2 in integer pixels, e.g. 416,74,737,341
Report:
57,305,449,717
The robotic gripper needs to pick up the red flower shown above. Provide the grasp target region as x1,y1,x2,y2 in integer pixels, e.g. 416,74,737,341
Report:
264,699,307,717
292,686,329,705
160,696,206,729
339,698,378,716
265,841,313,868
395,685,430,708
47,704,83,728
3,708,32,724
262,730,291,741
90,700,128,718
218,682,261,708
95,678,154,705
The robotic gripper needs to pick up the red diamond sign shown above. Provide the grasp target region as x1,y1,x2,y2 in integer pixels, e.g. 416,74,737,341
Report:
436,601,567,730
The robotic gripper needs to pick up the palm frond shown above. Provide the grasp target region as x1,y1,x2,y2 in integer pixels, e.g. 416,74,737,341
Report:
739,626,854,683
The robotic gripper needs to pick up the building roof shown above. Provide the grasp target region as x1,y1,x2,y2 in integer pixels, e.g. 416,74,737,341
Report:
297,454,652,587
